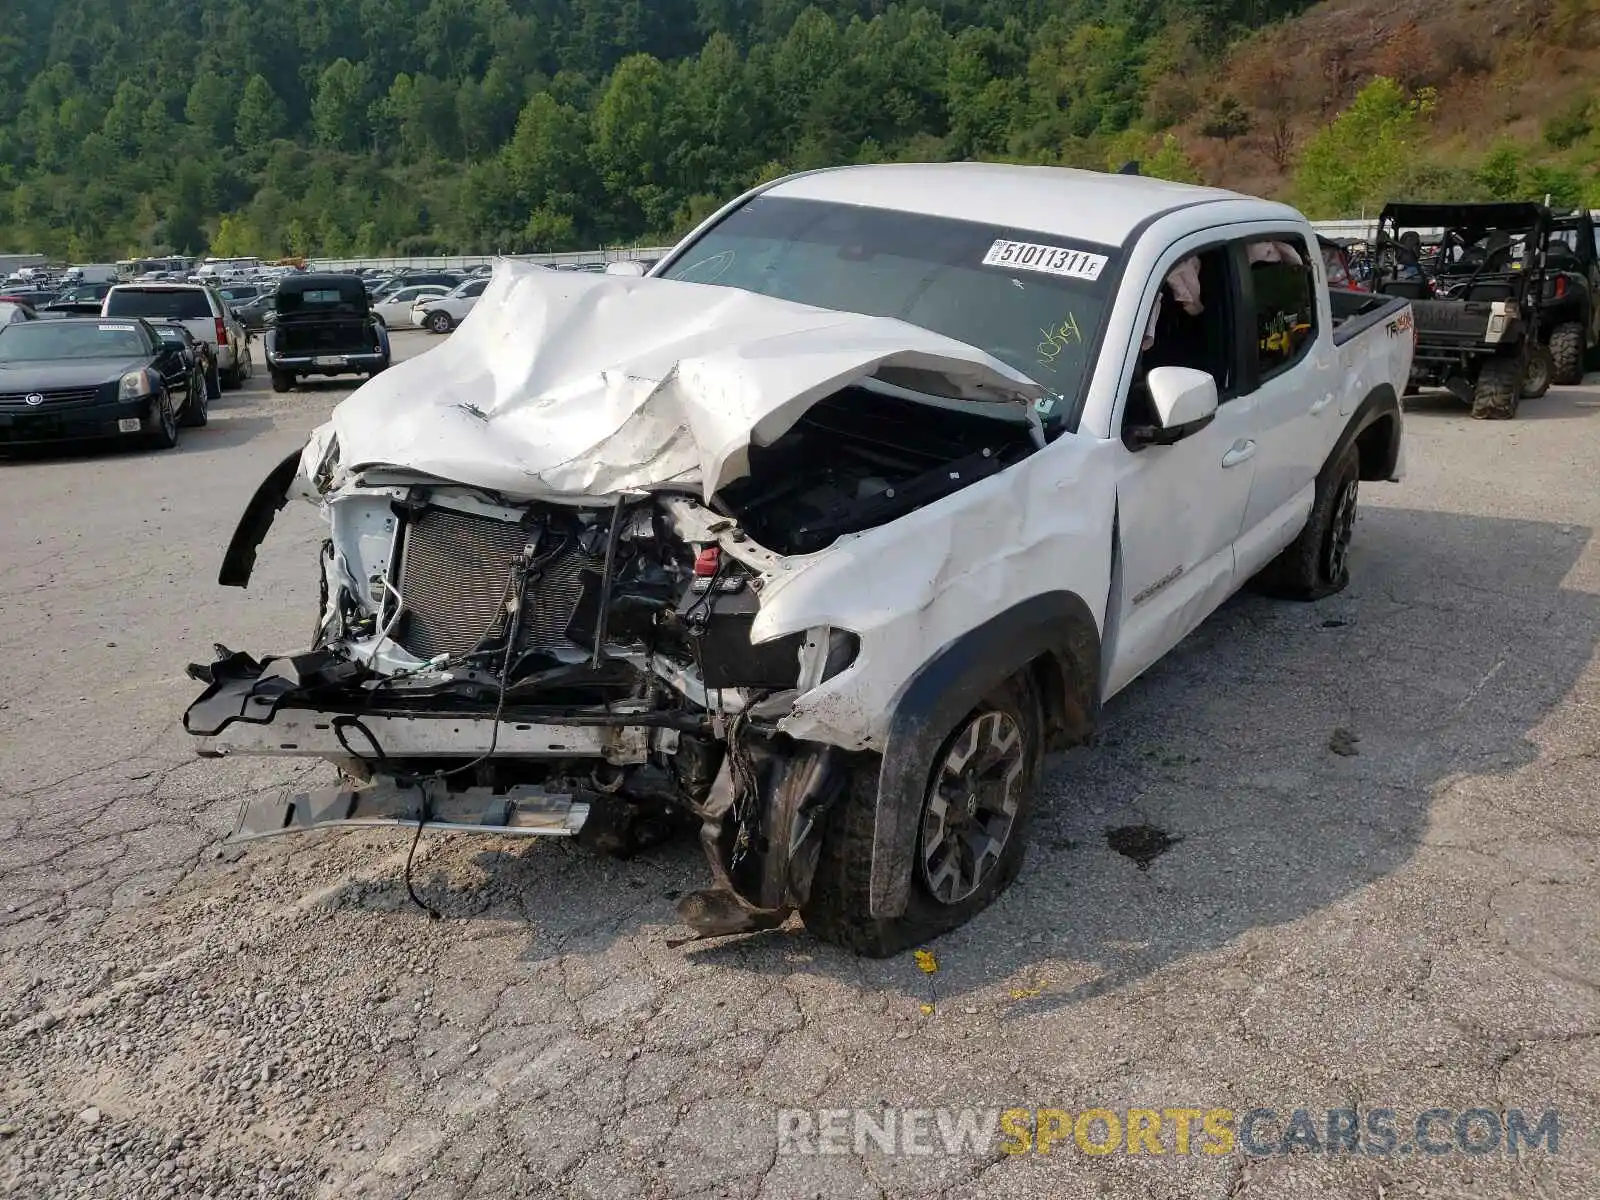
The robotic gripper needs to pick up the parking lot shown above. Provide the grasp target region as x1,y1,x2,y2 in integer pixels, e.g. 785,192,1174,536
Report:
1,323,1597,1198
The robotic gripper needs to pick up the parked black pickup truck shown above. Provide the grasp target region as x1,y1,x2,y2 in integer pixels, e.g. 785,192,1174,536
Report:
263,274,390,393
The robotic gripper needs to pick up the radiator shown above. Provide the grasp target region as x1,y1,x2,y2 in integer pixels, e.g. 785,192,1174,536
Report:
393,507,598,662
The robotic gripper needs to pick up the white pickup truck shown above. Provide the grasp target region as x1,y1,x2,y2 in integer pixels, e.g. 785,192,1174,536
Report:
186,165,1413,957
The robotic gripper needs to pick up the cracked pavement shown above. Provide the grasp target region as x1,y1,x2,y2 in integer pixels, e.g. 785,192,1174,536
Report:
2,333,1598,1199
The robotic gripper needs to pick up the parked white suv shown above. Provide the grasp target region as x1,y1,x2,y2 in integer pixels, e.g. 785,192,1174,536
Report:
372,283,451,328
188,164,1413,956
413,277,489,333
103,283,251,391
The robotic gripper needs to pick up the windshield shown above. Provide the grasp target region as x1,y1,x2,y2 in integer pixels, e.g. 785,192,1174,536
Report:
106,289,213,320
657,196,1119,419
0,321,150,361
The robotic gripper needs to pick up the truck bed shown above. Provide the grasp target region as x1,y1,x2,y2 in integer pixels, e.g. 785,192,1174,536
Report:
1330,288,1411,346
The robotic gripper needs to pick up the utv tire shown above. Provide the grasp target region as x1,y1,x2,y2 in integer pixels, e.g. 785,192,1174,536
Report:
1251,441,1359,602
146,386,179,451
1549,322,1586,386
1521,344,1552,400
427,311,454,334
177,366,208,427
802,676,1042,958
1470,356,1522,420
270,369,294,394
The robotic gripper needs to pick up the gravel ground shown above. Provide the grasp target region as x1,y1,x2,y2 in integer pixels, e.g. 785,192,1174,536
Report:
1,329,1597,1200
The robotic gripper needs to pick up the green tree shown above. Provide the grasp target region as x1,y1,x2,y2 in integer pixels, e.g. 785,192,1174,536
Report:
1200,96,1251,146
312,59,371,151
593,54,674,231
1146,134,1202,184
505,91,592,214
211,212,263,256
186,69,238,146
236,75,288,148
1476,141,1522,199
1293,78,1433,217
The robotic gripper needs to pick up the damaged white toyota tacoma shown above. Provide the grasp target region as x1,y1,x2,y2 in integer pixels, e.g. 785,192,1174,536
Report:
186,165,1413,956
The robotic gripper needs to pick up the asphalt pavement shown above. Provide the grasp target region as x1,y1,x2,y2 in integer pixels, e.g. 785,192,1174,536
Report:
1,327,1597,1199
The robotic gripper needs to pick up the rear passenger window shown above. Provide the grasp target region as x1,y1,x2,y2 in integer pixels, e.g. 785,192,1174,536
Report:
1245,236,1317,381
105,289,213,321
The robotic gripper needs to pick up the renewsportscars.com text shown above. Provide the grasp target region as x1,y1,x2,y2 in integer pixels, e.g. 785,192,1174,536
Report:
776,1106,1561,1158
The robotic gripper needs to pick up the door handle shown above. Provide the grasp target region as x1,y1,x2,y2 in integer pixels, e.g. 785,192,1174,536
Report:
1221,440,1256,469
1310,392,1334,414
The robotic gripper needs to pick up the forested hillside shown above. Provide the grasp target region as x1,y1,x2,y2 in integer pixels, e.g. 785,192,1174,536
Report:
2,0,1596,260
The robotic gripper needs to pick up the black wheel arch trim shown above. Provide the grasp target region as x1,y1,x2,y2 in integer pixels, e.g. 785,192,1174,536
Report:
866,590,1101,919
1328,384,1401,483
219,448,302,588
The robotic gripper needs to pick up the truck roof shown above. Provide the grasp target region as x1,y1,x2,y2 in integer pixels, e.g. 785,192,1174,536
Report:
762,163,1295,249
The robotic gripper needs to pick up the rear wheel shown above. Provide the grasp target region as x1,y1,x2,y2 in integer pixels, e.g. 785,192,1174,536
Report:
1549,322,1585,386
1471,356,1522,419
270,369,294,394
1252,441,1359,601
802,677,1042,957
204,360,222,401
1521,344,1552,399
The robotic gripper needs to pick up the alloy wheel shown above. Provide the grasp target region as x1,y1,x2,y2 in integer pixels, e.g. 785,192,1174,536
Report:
1326,478,1359,582
918,709,1026,905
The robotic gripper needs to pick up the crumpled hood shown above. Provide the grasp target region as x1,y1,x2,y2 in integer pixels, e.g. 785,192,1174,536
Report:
315,259,1042,501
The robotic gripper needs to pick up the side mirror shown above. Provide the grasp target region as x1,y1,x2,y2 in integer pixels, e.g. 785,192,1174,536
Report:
1127,366,1218,447
604,261,648,277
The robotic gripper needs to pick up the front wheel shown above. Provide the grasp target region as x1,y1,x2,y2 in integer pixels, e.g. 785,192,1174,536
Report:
1521,344,1553,400
427,311,454,334
1252,441,1359,601
802,677,1042,957
146,386,179,450
177,366,208,427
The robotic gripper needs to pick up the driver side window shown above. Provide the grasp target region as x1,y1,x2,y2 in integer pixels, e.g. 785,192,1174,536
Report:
1124,244,1237,434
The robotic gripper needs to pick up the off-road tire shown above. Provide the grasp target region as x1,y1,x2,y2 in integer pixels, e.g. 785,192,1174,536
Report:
177,366,208,427
1521,344,1553,400
146,386,179,450
270,369,294,394
802,676,1042,958
1471,356,1522,420
1549,322,1586,386
1251,441,1359,602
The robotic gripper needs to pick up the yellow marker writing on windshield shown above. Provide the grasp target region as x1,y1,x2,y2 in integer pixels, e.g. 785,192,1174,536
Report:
1037,312,1083,366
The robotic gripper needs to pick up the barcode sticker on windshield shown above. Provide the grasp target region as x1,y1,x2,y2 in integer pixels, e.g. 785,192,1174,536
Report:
99,324,137,332
982,240,1108,281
